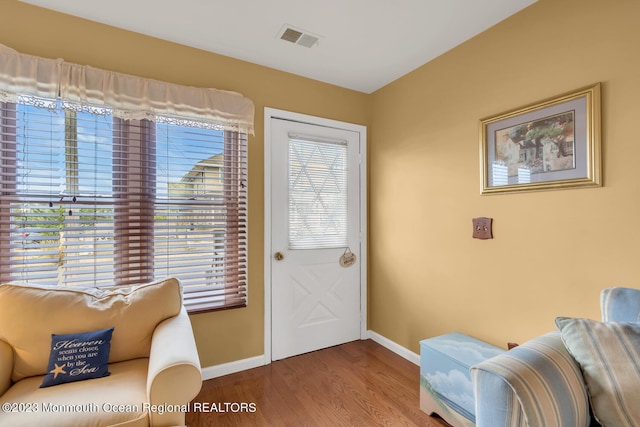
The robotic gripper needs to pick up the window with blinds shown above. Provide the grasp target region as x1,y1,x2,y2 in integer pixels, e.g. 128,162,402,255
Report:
0,98,247,312
288,136,348,249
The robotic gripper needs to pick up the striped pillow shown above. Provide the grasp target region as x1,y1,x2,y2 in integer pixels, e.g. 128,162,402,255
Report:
555,317,640,427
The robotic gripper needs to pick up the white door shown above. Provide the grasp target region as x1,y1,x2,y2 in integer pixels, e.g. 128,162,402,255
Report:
267,111,366,361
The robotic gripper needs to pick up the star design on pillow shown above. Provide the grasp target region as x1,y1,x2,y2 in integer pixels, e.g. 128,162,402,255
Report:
49,363,67,379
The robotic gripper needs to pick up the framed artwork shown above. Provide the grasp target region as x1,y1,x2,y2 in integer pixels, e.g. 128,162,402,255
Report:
480,83,601,194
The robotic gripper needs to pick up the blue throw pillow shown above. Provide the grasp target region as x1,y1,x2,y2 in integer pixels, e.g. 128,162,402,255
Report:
555,317,640,427
40,327,114,388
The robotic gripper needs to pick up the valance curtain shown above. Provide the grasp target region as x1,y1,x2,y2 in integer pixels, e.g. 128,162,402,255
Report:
0,43,255,134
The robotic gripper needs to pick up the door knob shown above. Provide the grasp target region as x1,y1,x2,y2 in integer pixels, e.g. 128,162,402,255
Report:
274,252,284,261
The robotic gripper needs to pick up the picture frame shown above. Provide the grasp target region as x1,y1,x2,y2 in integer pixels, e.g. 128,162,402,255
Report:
480,83,601,194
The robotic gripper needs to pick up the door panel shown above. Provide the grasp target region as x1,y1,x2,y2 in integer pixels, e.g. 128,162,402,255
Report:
270,117,362,361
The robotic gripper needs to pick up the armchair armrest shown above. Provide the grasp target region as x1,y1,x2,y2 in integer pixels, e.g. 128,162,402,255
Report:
147,306,202,427
0,339,12,396
471,331,590,427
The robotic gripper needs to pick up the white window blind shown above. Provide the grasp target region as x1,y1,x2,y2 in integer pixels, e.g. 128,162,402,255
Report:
288,135,348,249
0,100,248,311
0,44,253,312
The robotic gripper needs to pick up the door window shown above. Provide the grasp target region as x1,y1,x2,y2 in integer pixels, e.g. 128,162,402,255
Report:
287,135,348,250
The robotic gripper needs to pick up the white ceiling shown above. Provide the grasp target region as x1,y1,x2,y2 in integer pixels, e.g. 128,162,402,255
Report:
21,0,537,94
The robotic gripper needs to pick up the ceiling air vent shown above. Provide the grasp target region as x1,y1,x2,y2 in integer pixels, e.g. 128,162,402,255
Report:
278,25,321,48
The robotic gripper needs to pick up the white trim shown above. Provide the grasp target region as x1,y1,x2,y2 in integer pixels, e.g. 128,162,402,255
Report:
200,333,416,381
200,355,267,381
366,331,420,366
264,107,368,364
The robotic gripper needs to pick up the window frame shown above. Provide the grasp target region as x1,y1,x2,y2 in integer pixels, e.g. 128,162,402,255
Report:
0,99,248,313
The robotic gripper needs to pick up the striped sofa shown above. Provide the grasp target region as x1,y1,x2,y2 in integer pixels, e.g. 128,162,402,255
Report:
471,287,640,427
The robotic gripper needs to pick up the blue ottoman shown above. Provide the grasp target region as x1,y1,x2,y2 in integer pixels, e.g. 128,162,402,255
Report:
420,332,504,427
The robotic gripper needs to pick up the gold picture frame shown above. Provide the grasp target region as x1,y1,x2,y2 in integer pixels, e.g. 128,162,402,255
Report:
480,83,601,194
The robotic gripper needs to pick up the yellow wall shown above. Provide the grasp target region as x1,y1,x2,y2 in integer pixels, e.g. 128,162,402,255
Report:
369,0,640,352
0,1,369,367
3,0,639,366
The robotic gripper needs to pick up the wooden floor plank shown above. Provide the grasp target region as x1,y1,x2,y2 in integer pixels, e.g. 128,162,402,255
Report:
186,339,449,427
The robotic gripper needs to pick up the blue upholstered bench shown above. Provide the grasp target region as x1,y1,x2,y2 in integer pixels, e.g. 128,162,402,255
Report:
420,332,504,427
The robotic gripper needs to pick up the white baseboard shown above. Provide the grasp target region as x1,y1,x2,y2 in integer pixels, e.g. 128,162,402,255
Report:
200,333,419,381
201,355,267,381
366,330,420,366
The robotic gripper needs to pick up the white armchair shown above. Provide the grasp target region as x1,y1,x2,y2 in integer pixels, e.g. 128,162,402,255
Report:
0,278,202,427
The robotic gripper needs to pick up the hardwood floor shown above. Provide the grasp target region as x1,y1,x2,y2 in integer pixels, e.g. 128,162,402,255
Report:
186,339,449,427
